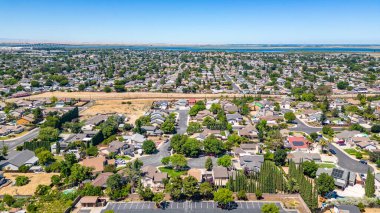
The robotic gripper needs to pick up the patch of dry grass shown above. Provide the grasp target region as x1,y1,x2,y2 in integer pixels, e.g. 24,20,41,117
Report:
0,172,58,196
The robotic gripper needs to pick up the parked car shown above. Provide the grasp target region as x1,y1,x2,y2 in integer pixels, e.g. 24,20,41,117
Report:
329,149,336,155
359,160,367,165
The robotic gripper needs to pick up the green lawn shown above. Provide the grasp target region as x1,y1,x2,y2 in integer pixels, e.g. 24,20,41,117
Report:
344,148,364,155
158,167,187,177
317,163,336,168
116,155,131,160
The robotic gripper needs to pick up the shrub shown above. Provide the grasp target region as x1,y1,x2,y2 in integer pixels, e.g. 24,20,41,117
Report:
15,176,30,186
237,190,247,200
255,189,262,200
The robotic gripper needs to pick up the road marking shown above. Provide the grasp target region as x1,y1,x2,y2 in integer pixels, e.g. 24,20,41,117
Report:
212,202,215,208
246,202,249,209
176,202,179,208
129,203,133,209
206,202,209,208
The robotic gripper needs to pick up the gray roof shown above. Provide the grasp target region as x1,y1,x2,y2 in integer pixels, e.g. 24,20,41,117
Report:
8,150,37,167
239,155,264,171
212,166,229,179
336,205,360,213
335,130,361,139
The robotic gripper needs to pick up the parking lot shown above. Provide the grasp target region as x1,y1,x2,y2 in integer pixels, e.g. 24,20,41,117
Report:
101,201,298,213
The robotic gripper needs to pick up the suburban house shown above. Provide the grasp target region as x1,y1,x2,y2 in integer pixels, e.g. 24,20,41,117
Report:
287,151,321,164
226,113,243,125
141,165,168,191
212,166,229,186
0,150,38,171
79,196,107,208
316,168,356,189
285,136,309,151
91,172,113,188
238,125,259,140
16,114,35,125
79,156,115,174
240,143,260,154
123,133,146,149
141,126,163,136
239,155,264,172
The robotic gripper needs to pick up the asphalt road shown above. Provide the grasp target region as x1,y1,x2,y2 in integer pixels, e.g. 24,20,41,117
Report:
175,110,189,134
224,74,242,93
328,143,372,174
290,118,344,134
102,201,297,213
140,139,171,167
0,128,40,160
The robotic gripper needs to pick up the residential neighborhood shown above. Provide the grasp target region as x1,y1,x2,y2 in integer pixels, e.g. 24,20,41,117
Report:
0,43,379,213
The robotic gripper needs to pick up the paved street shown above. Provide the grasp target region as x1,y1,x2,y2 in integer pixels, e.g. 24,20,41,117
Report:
102,201,297,213
140,140,170,167
175,110,189,134
224,74,242,93
290,118,343,134
328,143,372,174
0,128,40,159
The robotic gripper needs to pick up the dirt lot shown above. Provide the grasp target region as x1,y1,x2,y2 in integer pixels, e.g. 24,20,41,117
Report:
80,99,153,124
0,172,58,196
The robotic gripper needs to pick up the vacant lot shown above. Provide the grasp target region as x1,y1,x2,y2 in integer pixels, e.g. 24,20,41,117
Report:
0,172,58,196
81,99,153,124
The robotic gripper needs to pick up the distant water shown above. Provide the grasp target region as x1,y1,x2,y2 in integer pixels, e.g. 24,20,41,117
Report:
1,43,380,53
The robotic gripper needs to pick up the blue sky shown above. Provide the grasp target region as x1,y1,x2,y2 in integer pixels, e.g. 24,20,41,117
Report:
0,0,379,44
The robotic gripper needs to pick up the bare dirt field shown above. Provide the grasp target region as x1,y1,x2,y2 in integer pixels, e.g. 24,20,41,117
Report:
9,91,377,103
80,99,153,124
0,172,58,196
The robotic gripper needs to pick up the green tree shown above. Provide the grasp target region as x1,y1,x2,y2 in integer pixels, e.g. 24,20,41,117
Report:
284,111,296,123
213,188,234,207
371,124,380,133
161,156,170,166
183,176,199,199
38,127,59,142
3,194,15,207
142,140,157,154
86,146,99,156
51,175,61,186
161,120,176,134
316,173,335,196
2,144,8,157
139,187,154,201
187,122,203,135
69,164,93,183
274,149,287,166
365,169,375,197
37,150,55,165
204,135,225,155
152,192,165,206
302,161,318,178
200,182,214,200
182,138,202,157
217,155,232,168
32,107,43,123
107,174,123,190
337,81,349,90
205,157,213,171
261,203,279,213
322,126,334,136
170,154,188,170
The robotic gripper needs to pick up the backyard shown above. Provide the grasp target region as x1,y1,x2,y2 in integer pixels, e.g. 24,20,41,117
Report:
158,167,188,177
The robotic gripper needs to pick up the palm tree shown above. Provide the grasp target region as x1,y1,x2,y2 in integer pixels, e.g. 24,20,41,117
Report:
318,138,328,152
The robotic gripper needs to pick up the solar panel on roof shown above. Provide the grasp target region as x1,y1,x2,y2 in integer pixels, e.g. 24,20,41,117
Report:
293,141,305,146
332,168,344,179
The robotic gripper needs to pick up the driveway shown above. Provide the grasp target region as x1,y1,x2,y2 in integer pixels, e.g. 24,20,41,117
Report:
328,143,372,174
102,201,297,213
188,156,217,168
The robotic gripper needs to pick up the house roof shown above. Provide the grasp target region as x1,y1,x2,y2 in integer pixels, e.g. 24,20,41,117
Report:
212,166,229,179
336,205,360,213
187,168,203,182
80,156,107,173
240,143,257,150
287,151,321,163
335,130,361,139
80,196,99,204
7,150,37,167
92,172,113,187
